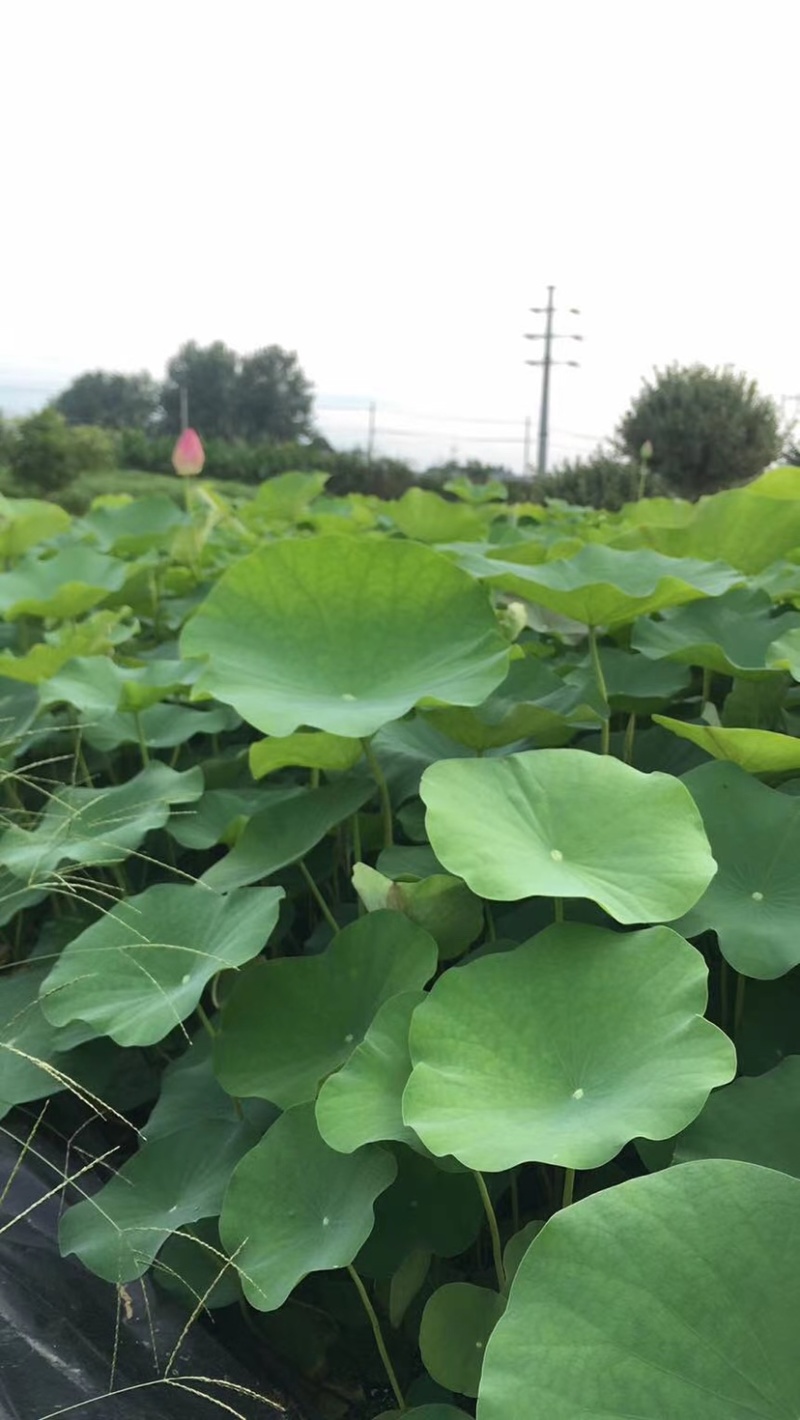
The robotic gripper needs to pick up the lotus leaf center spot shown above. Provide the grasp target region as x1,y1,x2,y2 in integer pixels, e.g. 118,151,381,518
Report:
751,890,764,902
341,693,356,701
322,1217,330,1227
181,973,191,985
476,1341,484,1349
572,1087,585,1100
550,849,563,862
345,1033,354,1043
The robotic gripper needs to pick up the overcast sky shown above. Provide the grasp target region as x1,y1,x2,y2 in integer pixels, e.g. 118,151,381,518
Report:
2,1,799,470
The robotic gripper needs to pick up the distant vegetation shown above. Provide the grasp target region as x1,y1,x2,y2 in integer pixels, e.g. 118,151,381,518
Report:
0,356,791,513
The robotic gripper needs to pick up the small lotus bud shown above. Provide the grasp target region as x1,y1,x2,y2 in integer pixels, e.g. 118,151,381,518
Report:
640,440,653,461
498,600,528,642
172,428,205,477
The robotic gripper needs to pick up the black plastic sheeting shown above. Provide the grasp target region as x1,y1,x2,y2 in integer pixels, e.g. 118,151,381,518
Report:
0,1117,309,1420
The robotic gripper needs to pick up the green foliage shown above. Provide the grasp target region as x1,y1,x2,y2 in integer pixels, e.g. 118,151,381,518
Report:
6,409,115,495
532,450,667,510
617,362,782,498
52,369,161,430
160,338,315,441
3,470,800,1415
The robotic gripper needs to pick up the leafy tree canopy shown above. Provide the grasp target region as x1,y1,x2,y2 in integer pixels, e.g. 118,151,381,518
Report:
616,363,781,499
53,371,161,431
160,340,315,442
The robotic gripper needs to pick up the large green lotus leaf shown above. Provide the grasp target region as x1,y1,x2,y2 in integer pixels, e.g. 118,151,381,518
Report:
219,1102,397,1311
745,465,800,500
39,884,283,1047
677,761,800,978
597,646,691,709
249,730,363,779
356,1147,485,1278
420,1283,506,1399
352,864,484,960
673,1057,800,1175
373,717,473,808
388,488,489,543
39,655,123,717
180,536,510,737
478,1160,800,1420
145,1031,276,1138
241,470,330,528
420,749,715,924
40,653,198,722
0,868,45,927
166,786,267,851
0,676,39,753
453,543,740,628
59,1039,267,1284
403,924,735,1172
214,912,438,1105
115,656,199,712
0,494,71,560
766,626,800,680
84,701,238,752
654,714,800,772
0,963,99,1118
628,486,800,574
421,655,600,751
377,1409,471,1420
0,546,128,619
633,588,800,677
316,990,425,1153
154,1217,241,1310
201,778,373,891
564,647,690,715
81,494,184,554
0,610,133,684
0,763,203,881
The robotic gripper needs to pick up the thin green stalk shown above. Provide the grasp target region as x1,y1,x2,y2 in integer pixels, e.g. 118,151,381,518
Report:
351,811,362,865
347,1264,406,1412
196,1002,217,1040
719,957,730,1033
702,666,712,708
310,767,320,789
561,1167,575,1210
133,712,150,768
298,859,338,934
361,737,394,848
553,897,564,924
623,712,637,766
734,972,747,1041
474,1170,506,1291
485,903,496,941
588,627,610,755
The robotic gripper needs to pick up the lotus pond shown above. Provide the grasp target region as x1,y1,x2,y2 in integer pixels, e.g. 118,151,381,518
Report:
3,469,800,1417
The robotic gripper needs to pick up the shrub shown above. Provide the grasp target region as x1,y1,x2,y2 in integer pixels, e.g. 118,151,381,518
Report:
617,363,782,498
8,410,77,495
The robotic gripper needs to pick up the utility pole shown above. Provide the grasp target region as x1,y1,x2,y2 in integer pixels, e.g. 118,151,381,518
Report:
524,287,582,477
366,400,376,466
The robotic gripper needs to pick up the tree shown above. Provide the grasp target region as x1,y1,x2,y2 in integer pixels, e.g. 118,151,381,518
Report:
53,371,160,430
159,341,239,439
7,410,114,495
616,364,781,499
235,346,314,441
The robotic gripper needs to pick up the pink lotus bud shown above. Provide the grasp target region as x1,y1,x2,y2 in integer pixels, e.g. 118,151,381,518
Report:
172,428,205,477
